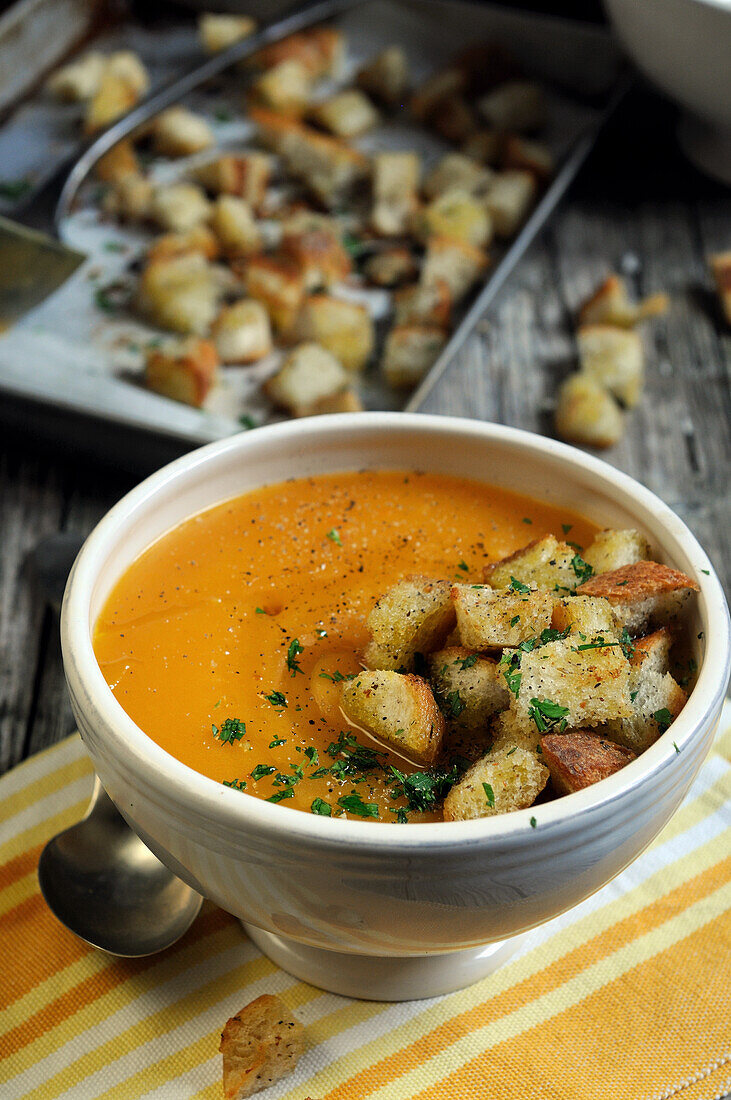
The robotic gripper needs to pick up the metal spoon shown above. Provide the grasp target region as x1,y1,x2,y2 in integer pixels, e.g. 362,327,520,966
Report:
32,532,203,955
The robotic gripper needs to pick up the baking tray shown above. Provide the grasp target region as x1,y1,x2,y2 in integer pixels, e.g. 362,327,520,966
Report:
0,0,625,469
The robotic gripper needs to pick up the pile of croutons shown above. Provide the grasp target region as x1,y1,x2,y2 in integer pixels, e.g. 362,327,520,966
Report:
339,528,699,821
48,17,554,418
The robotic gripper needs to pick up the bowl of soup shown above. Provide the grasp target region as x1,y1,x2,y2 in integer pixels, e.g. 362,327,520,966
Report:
61,414,730,1000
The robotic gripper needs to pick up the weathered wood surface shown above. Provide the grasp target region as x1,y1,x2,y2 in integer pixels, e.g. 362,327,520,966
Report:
0,86,729,777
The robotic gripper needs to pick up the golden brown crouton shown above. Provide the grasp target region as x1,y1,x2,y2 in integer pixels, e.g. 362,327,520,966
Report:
555,374,624,449
265,342,347,416
104,51,149,97
484,535,584,592
47,51,106,102
211,300,272,364
551,594,619,638
421,236,488,302
151,107,214,157
393,281,452,329
199,13,256,54
308,387,363,415
310,89,379,138
451,584,554,648
501,135,554,183
281,215,351,290
294,295,373,372
147,226,220,265
418,190,492,250
604,669,686,753
430,96,478,145
488,708,541,756
84,69,138,135
363,248,418,288
515,637,633,728
411,67,466,122
423,154,494,201
429,647,509,731
583,528,652,575
364,576,456,672
578,561,700,635
241,254,305,333
443,747,548,820
372,152,421,237
210,196,262,258
250,59,312,118
94,140,139,184
144,337,218,407
709,252,731,325
195,153,271,209
578,274,669,328
483,170,536,237
577,324,645,407
220,994,304,1100
136,253,220,335
254,27,343,80
629,628,672,676
477,80,546,132
150,184,211,234
381,324,447,390
102,174,154,222
540,731,635,795
340,671,445,766
356,46,410,107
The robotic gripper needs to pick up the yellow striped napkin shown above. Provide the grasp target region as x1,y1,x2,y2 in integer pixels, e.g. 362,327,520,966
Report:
2,708,730,1100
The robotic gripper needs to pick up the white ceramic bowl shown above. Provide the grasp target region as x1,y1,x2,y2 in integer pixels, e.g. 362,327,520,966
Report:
604,0,731,183
61,415,730,1000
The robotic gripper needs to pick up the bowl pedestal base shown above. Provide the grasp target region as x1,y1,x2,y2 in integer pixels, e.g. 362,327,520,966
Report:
241,922,524,1001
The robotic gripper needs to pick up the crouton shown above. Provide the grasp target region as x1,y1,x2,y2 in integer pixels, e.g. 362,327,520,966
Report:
551,595,618,638
94,140,139,184
514,636,633,728
418,190,492,249
477,80,545,132
281,215,351,290
250,59,312,117
150,183,211,234
629,628,673,676
340,671,445,766
265,342,347,415
310,89,379,138
483,170,536,237
576,324,644,407
451,584,553,648
540,731,635,795
381,324,447,390
209,196,262,258
147,226,220,264
488,709,541,756
421,235,488,302
211,299,272,363
294,295,373,372
241,254,305,333
578,274,669,328
578,561,700,635
462,128,502,165
604,670,686,753
356,46,409,107
411,68,466,123
199,13,256,54
195,153,271,208
144,337,218,407
709,251,731,325
423,154,494,201
364,576,455,672
429,647,509,730
84,69,138,135
393,281,452,329
308,387,363,415
136,253,220,335
363,248,418,288
484,535,585,592
253,27,343,80
501,134,554,182
102,174,154,222
430,96,478,145
151,107,215,157
47,51,106,102
220,994,304,1100
105,51,149,97
372,152,421,237
583,528,651,575
555,374,624,449
443,747,548,820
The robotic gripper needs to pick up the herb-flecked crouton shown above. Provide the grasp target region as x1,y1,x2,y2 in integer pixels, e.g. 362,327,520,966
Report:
241,254,305,333
210,196,262,258
423,154,494,201
578,561,700,635
220,994,304,1099
151,107,214,157
515,637,633,728
150,184,211,234
428,647,509,731
603,670,686,753
310,88,379,137
393,281,452,329
340,671,445,765
540,731,635,795
211,300,272,364
356,46,410,107
135,253,220,335
629,628,672,676
484,534,587,592
250,59,312,117
363,247,418,288
199,13,255,54
280,213,351,290
371,152,421,237
381,324,447,390
501,134,554,182
294,295,373,372
583,528,651,575
489,708,541,756
443,747,548,820
551,595,618,638
418,189,492,249
195,153,271,209
364,576,456,671
421,235,488,302
482,170,536,237
451,584,553,648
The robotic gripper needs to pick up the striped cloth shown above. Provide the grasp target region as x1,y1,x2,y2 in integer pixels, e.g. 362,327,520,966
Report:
1,709,729,1100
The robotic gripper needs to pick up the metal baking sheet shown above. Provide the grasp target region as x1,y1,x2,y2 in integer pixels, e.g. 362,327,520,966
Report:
0,0,624,457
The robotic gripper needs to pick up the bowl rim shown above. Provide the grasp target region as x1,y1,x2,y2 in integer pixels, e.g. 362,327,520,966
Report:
61,413,731,851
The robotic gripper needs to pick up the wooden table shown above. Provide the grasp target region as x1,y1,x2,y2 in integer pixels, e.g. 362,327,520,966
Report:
1,83,729,778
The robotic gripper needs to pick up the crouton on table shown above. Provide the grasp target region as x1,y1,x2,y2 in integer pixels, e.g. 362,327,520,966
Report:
150,184,211,234
136,253,220,335
241,253,305,333
423,154,493,201
577,324,645,408
483,170,536,238
340,671,445,765
371,152,421,237
199,13,256,54
151,107,214,157
421,235,488,302
195,153,271,208
310,89,379,137
555,374,624,449
220,994,304,1100
418,189,492,249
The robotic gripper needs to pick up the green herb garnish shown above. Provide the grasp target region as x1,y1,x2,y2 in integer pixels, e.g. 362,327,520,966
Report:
337,793,379,818
311,798,332,815
482,782,495,808
509,576,531,594
222,778,247,791
570,554,594,584
264,690,287,708
527,698,570,733
653,708,673,733
213,718,246,744
326,528,342,546
267,789,294,803
286,638,304,675
458,654,478,670
251,764,276,781
446,691,465,718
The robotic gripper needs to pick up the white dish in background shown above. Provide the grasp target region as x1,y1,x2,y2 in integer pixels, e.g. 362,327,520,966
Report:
61,414,730,1000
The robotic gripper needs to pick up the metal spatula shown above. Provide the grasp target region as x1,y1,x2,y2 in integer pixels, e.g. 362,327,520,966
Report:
0,216,84,327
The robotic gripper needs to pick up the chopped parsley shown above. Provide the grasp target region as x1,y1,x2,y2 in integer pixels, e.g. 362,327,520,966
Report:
653,708,673,733
527,698,570,733
389,763,466,815
457,559,469,572
446,691,465,718
618,628,635,660
673,742,680,754
304,746,319,766
315,627,328,638
326,528,343,546
239,414,258,430
482,782,495,808
264,690,287,708
103,240,125,253
255,606,266,614
701,569,710,575
510,615,520,626
269,737,287,748
251,764,276,781
457,654,478,670
500,651,522,697
318,669,353,683
522,517,533,525
222,778,247,791
562,524,573,535
342,233,366,259
311,797,332,815
267,789,294,803
337,793,379,818
570,554,594,584
214,105,233,122
530,816,537,828
326,731,386,776
509,576,531,594
213,718,246,744
286,638,304,675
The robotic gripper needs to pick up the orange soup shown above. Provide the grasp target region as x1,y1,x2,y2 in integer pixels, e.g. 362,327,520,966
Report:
94,470,597,821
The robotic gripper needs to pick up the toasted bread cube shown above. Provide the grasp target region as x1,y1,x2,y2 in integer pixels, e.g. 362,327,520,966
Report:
199,13,256,54
281,215,351,290
451,584,553,649
265,342,347,415
311,89,379,138
485,535,583,592
364,576,455,672
195,153,271,208
254,27,343,79
363,247,417,288
84,69,138,135
577,324,644,407
541,731,635,795
144,337,218,407
578,274,669,328
340,671,445,765
478,80,545,132
629,628,672,676
308,387,363,415
421,235,488,302
210,196,261,258
604,670,686,753
423,154,493,201
462,128,502,165
429,647,509,730
411,67,466,122
483,170,536,237
136,253,220,335
555,374,624,449
418,190,492,249
105,51,149,97
294,295,373,372
356,46,409,107
515,637,633,728
552,595,618,638
251,59,312,118
372,152,421,237
443,747,548,820
501,135,554,182
147,226,220,264
488,709,541,756
150,183,211,234
220,994,304,1100
94,140,139,184
578,561,700,635
102,174,154,222
430,96,478,145
242,253,305,333
583,528,651,575
47,51,106,101
394,281,451,329
151,107,214,157
211,299,272,363
709,251,731,325
381,324,447,390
